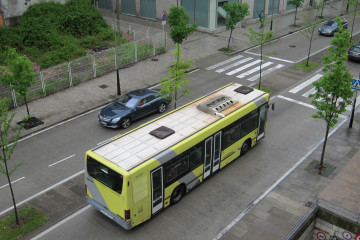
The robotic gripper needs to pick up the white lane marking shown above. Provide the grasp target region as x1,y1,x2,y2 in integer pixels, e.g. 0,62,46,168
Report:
215,57,253,73
278,95,316,109
0,170,84,216
205,55,244,70
289,74,323,94
30,205,91,240
213,116,348,240
0,177,25,190
48,154,76,167
277,95,347,119
245,52,295,63
247,64,285,81
302,87,317,98
226,60,261,75
236,62,273,79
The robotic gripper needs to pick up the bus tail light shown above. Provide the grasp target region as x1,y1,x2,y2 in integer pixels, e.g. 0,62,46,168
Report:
125,210,130,220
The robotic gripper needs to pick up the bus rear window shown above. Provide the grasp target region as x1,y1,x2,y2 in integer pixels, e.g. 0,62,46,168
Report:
87,157,123,194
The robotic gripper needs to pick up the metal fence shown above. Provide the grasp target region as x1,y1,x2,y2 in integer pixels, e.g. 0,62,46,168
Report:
283,198,360,240
1,26,168,109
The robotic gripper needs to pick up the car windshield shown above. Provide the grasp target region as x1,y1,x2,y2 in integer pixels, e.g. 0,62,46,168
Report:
116,94,139,108
324,21,336,26
351,46,360,53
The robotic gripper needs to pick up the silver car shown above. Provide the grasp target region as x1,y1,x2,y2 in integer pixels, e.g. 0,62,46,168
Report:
318,17,348,36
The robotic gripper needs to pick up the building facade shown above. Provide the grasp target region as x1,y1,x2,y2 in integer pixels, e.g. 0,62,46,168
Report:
0,0,312,28
97,0,312,30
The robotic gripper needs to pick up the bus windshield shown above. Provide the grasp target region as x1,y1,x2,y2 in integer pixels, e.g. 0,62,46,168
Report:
87,157,123,194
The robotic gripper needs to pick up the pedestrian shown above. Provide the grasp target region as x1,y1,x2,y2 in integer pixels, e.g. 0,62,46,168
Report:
259,10,265,28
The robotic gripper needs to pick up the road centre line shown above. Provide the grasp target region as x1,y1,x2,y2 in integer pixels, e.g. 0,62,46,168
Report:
0,170,84,216
213,116,348,240
30,205,91,240
48,154,76,167
0,177,25,190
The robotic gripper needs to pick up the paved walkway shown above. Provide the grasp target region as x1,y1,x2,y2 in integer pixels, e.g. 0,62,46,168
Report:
1,1,360,239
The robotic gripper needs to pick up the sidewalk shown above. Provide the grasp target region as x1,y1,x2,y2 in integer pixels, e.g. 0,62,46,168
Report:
2,1,359,239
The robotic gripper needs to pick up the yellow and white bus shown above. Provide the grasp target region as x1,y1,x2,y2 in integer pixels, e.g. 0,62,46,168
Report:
85,83,269,229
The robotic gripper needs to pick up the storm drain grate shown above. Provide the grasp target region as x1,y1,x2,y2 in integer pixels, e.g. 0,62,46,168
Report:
99,84,108,89
304,201,313,207
289,45,296,48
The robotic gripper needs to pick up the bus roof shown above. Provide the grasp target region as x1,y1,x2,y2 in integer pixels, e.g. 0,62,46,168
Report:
93,83,267,171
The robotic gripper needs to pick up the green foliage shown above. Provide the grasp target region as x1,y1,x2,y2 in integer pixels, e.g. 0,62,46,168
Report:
0,0,113,68
0,206,48,240
223,1,249,49
288,0,304,26
0,48,36,115
167,5,198,44
300,1,323,66
159,44,193,109
310,17,354,128
295,61,319,71
244,18,273,89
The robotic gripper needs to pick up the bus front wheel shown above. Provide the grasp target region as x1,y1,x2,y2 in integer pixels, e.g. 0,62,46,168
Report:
171,185,185,205
240,139,251,156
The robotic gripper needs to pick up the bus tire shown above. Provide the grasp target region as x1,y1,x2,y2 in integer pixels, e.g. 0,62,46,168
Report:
120,118,131,129
171,185,185,205
240,139,251,156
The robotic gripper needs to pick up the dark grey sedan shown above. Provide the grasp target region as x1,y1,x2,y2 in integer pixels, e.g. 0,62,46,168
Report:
98,89,171,128
348,41,360,61
318,17,348,36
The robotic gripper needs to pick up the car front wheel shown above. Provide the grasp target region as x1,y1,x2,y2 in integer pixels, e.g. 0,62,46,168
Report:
120,118,131,129
158,103,166,113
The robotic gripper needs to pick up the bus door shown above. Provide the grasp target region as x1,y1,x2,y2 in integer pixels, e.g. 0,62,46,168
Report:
257,104,267,140
203,132,222,180
151,167,163,214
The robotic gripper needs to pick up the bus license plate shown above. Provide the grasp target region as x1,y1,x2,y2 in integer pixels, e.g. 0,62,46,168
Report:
101,209,113,220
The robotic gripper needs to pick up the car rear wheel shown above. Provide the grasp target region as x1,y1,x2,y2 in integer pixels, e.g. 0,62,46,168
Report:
120,118,131,129
158,103,166,113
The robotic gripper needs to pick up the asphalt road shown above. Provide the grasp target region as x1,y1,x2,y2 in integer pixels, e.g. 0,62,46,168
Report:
0,20,359,239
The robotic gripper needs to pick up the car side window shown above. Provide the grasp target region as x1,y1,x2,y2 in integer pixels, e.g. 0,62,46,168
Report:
138,95,156,107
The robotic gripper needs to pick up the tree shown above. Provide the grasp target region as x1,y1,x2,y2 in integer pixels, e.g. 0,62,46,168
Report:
0,48,36,117
309,18,353,174
244,17,273,90
0,98,23,225
347,0,360,42
319,0,329,18
300,1,323,66
222,1,250,49
159,5,197,109
288,0,304,27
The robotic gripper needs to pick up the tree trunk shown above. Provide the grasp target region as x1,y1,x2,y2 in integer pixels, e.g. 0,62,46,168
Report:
319,121,330,175
174,43,181,110
306,27,315,66
0,130,20,225
227,29,233,49
294,7,297,26
24,93,30,116
259,44,263,90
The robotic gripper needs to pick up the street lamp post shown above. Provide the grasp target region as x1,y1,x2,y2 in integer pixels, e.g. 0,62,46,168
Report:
112,0,121,95
349,73,360,128
270,0,276,30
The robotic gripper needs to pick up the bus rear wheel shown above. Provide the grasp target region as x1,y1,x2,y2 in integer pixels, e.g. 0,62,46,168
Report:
240,139,251,156
171,185,185,205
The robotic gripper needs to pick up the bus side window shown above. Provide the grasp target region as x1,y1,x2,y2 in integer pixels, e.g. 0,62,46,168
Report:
165,156,189,184
223,124,241,148
189,146,203,169
240,110,259,138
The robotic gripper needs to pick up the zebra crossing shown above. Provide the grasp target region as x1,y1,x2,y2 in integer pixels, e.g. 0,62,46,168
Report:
206,55,285,82
287,73,360,112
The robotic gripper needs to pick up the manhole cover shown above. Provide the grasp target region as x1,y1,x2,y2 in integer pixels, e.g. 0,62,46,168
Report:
289,45,296,48
99,84,108,89
151,58,158,61
304,201,313,207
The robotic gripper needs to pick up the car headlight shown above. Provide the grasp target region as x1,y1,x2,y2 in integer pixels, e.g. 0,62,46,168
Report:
111,117,121,123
